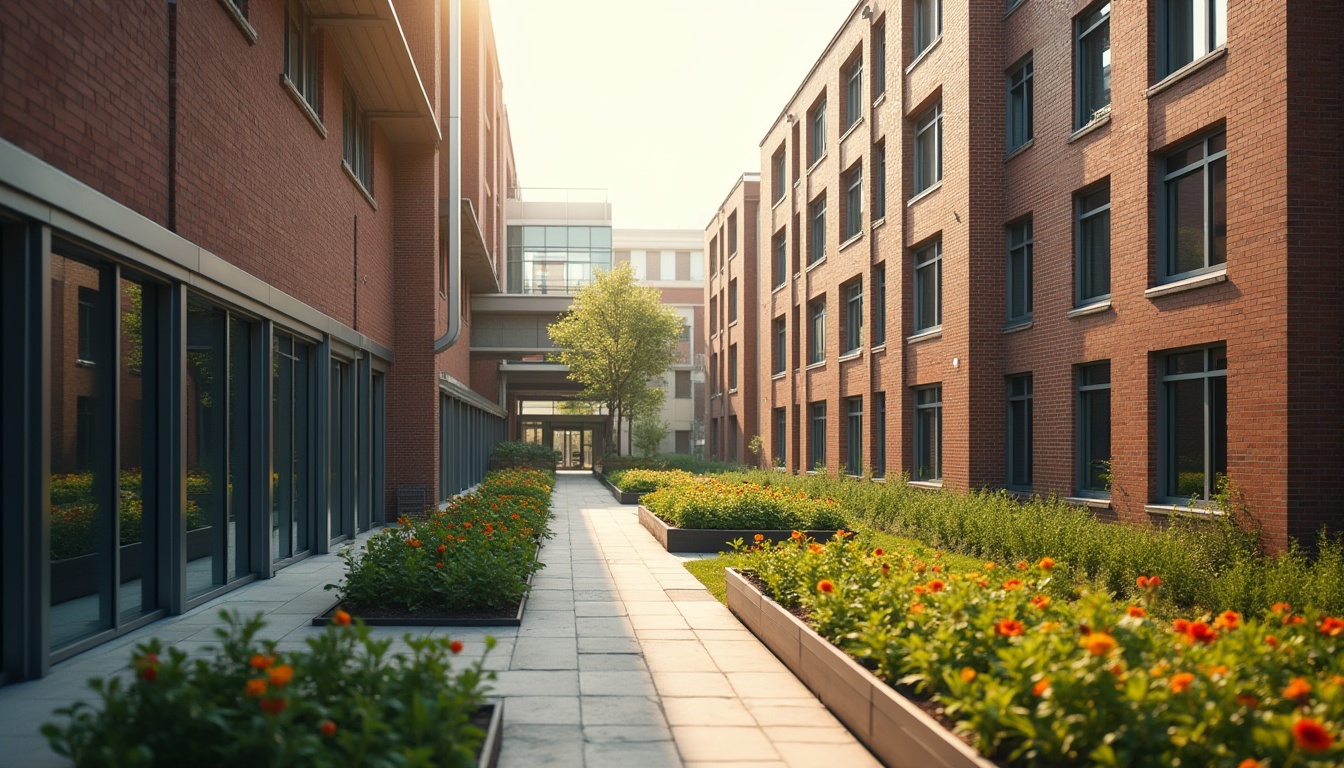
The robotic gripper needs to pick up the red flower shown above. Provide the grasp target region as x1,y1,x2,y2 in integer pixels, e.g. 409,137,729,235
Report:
1173,618,1192,634
872,548,884,556
1030,595,1051,609
437,544,447,555
408,539,422,548
1271,602,1291,613
1127,606,1146,618
1038,557,1055,570
1265,634,1280,647
1186,621,1218,644
436,561,445,568
881,563,891,577
244,678,266,697
1214,610,1242,631
1236,693,1259,709
1284,677,1312,703
927,580,946,593
1319,616,1344,637
259,697,288,715
817,579,835,594
1292,719,1334,753
136,653,159,682
250,653,275,670
1032,678,1050,696
333,609,352,627
319,720,337,738
450,640,464,655
995,619,1025,637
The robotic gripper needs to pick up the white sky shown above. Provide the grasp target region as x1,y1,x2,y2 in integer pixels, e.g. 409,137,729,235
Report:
490,0,859,231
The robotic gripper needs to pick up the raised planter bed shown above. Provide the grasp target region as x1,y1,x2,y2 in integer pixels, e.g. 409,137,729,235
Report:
725,568,997,768
475,700,505,768
638,505,837,554
595,470,644,505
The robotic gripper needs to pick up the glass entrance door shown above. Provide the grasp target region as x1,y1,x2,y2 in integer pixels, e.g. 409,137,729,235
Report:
551,427,592,469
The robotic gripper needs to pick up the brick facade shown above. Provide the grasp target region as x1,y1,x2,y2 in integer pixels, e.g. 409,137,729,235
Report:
705,176,760,464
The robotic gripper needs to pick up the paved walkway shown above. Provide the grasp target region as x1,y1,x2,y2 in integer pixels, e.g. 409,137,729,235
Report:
1,472,879,768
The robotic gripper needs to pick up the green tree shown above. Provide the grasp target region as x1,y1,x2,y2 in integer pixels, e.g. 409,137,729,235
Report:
631,415,669,458
548,264,682,455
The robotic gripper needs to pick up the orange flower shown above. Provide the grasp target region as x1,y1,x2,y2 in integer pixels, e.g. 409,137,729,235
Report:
1284,677,1312,703
1319,616,1344,637
931,564,943,573
1173,618,1191,634
1292,718,1334,753
913,585,928,595
1040,621,1061,633
995,619,1025,637
267,664,294,687
259,697,288,715
1030,595,1051,609
1236,693,1259,709
319,720,337,738
960,667,977,683
817,579,835,594
437,544,447,555
910,602,926,615
1032,678,1050,696
511,513,520,520
1137,575,1163,589
1206,664,1229,677
333,609,352,627
927,580,946,593
1002,578,1023,591
1136,576,1150,589
1169,672,1195,694
245,678,267,697
436,561,445,568
807,543,825,555
790,531,804,541
450,640,464,654
408,539,422,548
1038,557,1055,570
250,653,275,670
881,562,891,577
1284,614,1305,626
1237,760,1260,768
1016,560,1030,571
984,561,997,571
753,534,765,543
978,580,990,588
463,522,472,529
1271,602,1291,613
1080,632,1118,657
1214,610,1242,631
1265,634,1280,647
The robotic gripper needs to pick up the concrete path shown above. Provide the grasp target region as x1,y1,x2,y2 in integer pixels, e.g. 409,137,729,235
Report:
0,472,880,768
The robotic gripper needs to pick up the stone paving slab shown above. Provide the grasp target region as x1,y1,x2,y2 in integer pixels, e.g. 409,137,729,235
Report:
2,472,880,767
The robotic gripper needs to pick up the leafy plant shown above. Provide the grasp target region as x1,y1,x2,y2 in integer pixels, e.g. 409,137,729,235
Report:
487,441,560,470
43,610,495,767
631,415,669,458
607,468,691,495
641,474,846,531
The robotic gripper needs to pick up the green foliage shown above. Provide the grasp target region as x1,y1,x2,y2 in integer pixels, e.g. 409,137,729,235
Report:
600,453,738,475
330,469,554,613
641,473,846,531
43,611,495,767
607,468,692,494
734,534,1344,766
631,414,669,458
487,441,560,470
50,470,210,560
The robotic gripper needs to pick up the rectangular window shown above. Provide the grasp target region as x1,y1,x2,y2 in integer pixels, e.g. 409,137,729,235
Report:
675,430,691,454
913,0,942,56
1076,3,1111,128
675,370,691,399
709,237,718,275
873,18,887,95
914,101,943,195
1007,56,1034,151
774,316,787,374
772,146,787,203
914,385,942,481
285,0,320,113
1161,131,1227,280
343,82,372,193
1160,0,1227,77
809,194,827,265
773,229,787,288
810,401,827,470
873,392,886,478
873,264,886,346
728,344,738,390
1162,344,1227,502
709,296,717,336
810,297,827,364
843,163,863,240
846,397,863,476
844,51,863,130
728,212,738,256
873,141,886,221
774,408,787,467
1007,218,1033,324
913,240,942,332
728,278,738,322
679,320,691,342
1076,183,1112,304
845,279,863,353
809,97,827,164
77,286,96,362
1077,362,1111,494
1007,374,1033,489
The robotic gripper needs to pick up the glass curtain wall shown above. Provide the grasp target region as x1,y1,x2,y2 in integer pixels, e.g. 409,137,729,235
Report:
274,332,312,561
329,359,352,540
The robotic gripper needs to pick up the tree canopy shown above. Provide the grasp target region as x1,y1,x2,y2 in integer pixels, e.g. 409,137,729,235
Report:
547,263,683,455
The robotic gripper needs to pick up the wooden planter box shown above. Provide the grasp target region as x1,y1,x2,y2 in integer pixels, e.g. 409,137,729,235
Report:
637,506,837,553
594,470,643,505
51,526,213,604
725,568,997,768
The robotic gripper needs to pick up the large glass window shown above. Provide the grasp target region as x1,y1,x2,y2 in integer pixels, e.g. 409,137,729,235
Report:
273,331,313,562
810,401,827,470
873,18,887,95
1007,218,1033,324
1076,183,1112,304
284,0,320,113
914,240,941,332
845,280,863,353
1077,362,1112,495
809,194,827,265
873,392,886,478
774,408,787,468
772,147,786,204
1076,3,1111,128
329,359,353,541
1007,374,1033,489
342,83,372,193
728,278,738,322
873,141,886,221
913,0,941,56
846,397,863,476
1160,0,1226,77
844,52,863,130
1161,131,1227,280
505,226,613,294
773,229,787,288
809,98,827,164
774,316,787,375
728,344,738,390
873,264,886,347
843,164,863,240
914,385,942,481
809,297,826,364
1007,56,1034,152
1162,345,1227,502
914,102,943,195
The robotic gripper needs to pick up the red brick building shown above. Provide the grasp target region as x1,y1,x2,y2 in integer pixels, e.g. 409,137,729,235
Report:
705,175,761,464
749,0,1342,550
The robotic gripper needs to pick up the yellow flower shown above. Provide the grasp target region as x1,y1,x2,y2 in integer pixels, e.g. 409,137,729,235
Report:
1080,632,1118,657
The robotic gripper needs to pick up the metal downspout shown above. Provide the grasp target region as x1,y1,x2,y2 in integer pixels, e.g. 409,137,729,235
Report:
433,0,462,353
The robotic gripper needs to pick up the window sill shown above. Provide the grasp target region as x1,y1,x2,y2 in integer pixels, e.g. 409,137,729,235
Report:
806,360,826,371
772,371,786,381
805,256,826,274
1144,268,1227,299
870,343,886,354
342,163,377,211
1003,319,1032,334
838,232,864,252
1067,111,1111,144
772,195,787,211
838,349,863,363
772,281,788,295
216,0,258,44
839,117,865,143
906,182,942,207
1146,46,1228,99
806,153,828,176
728,388,738,395
873,476,887,483
871,216,886,231
75,358,96,369
281,74,328,139
907,480,943,490
873,92,887,109
728,319,739,329
1145,503,1224,519
905,35,943,75
1068,298,1112,318
1067,495,1112,510
1004,138,1034,163
907,326,942,344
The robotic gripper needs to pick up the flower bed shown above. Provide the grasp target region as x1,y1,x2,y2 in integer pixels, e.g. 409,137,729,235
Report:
599,467,692,504
322,469,553,624
44,610,501,768
641,475,846,531
486,440,560,472
730,533,1344,766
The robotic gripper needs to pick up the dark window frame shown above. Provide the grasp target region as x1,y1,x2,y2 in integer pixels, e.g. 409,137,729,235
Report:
809,194,827,265
342,81,372,195
773,229,788,288
1077,362,1112,495
913,385,942,481
1075,3,1112,129
810,401,827,470
809,97,827,165
873,141,887,221
1158,0,1227,78
1006,374,1033,489
1159,130,1227,282
914,101,943,195
843,163,863,240
872,263,886,347
1007,55,1034,152
809,297,827,365
285,0,321,114
1006,217,1033,324
873,392,886,478
1160,344,1227,503
913,0,942,56
846,397,863,476
913,239,942,332
844,279,863,354
1076,182,1112,304
844,50,864,130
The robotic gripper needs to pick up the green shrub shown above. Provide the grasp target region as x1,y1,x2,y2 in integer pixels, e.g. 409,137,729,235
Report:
487,441,560,470
642,476,846,531
44,611,494,767
50,470,210,560
607,468,691,494
601,453,737,475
